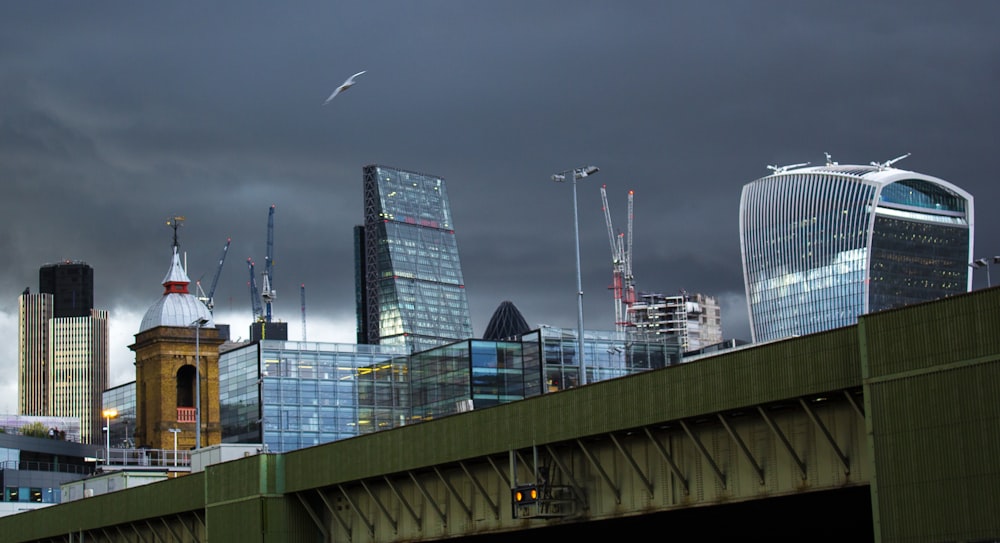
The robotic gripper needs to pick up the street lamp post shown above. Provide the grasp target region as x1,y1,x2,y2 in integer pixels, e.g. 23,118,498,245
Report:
191,317,209,449
969,257,1000,288
551,165,600,386
168,428,181,466
102,408,117,465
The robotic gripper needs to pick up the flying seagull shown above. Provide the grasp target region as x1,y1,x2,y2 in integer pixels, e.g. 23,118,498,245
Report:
323,70,366,105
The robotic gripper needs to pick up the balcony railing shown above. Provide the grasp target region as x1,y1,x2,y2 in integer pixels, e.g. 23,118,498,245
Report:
99,447,191,468
177,407,195,423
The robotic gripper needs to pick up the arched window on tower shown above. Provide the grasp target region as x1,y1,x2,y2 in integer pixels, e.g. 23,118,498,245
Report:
177,365,195,408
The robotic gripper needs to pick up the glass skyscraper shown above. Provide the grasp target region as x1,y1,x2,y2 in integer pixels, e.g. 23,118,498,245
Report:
356,164,473,352
739,160,973,343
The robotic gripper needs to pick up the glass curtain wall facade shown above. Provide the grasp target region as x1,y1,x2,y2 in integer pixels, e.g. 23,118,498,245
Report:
218,340,407,453
217,331,678,453
407,340,532,422
523,327,680,392
740,163,973,343
357,165,473,353
102,382,136,448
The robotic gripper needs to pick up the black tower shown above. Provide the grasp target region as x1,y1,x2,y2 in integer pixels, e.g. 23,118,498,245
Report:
39,261,94,318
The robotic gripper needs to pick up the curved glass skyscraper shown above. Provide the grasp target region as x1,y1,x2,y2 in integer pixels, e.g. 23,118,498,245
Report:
739,160,973,343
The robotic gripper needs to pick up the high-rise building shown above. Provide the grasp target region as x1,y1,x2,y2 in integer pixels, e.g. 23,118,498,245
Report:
18,292,52,417
39,261,94,318
626,292,722,352
18,262,109,444
356,164,473,352
739,158,973,343
49,309,109,444
683,293,723,351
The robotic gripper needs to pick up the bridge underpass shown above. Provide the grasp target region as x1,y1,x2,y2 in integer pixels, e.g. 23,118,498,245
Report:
288,386,869,542
450,485,874,542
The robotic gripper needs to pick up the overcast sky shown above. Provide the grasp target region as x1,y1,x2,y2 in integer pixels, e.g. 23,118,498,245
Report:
2,2,998,413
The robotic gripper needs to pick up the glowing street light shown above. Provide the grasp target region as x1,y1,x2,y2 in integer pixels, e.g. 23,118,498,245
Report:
551,165,599,386
102,408,118,464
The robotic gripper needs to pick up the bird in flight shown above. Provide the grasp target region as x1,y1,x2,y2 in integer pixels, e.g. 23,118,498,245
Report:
323,70,366,105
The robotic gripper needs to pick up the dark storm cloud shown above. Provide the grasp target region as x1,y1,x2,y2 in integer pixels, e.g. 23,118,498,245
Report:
1,1,998,402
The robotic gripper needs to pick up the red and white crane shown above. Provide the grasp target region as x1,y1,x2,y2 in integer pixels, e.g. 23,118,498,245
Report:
600,185,636,335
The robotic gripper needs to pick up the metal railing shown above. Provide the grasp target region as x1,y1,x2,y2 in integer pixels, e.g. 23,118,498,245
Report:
99,447,191,468
0,460,95,476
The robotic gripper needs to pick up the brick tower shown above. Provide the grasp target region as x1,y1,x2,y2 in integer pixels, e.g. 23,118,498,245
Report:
130,219,224,451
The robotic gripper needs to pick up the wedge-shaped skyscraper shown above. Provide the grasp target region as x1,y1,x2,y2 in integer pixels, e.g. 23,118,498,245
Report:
739,159,973,343
356,164,473,352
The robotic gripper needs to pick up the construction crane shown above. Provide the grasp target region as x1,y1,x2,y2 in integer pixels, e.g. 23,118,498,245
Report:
300,283,307,342
247,257,264,322
600,185,636,336
196,237,231,312
624,189,635,312
260,205,276,323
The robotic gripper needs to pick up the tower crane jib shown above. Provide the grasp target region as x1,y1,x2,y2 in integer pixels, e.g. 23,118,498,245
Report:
247,258,264,322
600,185,628,335
261,205,276,323
198,237,231,311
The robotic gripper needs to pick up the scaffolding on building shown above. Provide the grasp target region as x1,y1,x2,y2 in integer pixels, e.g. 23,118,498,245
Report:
627,292,690,351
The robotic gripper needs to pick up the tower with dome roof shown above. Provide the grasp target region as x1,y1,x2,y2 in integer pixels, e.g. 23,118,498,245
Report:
129,218,224,451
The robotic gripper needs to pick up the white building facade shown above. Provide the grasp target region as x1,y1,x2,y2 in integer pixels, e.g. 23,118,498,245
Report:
739,160,973,343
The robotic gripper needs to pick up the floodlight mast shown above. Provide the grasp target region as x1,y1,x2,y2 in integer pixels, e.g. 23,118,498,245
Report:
551,165,600,386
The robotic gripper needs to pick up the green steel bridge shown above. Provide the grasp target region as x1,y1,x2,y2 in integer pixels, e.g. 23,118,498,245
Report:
3,287,999,543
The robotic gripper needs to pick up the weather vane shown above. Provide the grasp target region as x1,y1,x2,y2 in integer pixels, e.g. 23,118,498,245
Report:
166,215,185,248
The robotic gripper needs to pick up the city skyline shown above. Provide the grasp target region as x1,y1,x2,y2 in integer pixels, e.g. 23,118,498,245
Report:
2,2,998,414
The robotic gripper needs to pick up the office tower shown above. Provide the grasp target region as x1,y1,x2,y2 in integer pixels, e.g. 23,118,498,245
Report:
356,164,473,352
39,261,94,318
482,300,531,341
50,309,109,445
739,158,973,343
18,261,109,444
18,292,53,417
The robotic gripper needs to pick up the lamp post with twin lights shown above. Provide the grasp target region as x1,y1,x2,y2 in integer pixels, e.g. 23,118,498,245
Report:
551,165,599,386
969,257,1000,288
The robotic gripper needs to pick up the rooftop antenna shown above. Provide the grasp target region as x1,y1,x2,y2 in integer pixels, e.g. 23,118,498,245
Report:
871,153,911,171
824,152,838,166
766,162,810,174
